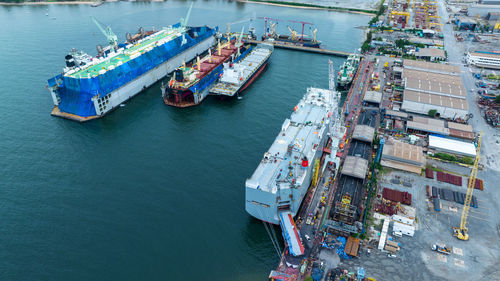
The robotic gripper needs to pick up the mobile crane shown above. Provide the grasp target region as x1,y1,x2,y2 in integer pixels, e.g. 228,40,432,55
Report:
452,132,482,241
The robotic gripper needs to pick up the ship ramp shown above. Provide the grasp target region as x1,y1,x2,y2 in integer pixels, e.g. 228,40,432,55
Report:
278,211,305,257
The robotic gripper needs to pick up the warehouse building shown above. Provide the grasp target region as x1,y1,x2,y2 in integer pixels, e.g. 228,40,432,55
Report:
428,135,477,157
401,60,469,119
381,138,425,174
363,91,382,105
467,51,500,69
415,48,446,61
468,4,500,18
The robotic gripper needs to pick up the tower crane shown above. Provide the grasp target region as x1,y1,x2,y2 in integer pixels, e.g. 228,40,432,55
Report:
91,16,118,49
452,132,482,241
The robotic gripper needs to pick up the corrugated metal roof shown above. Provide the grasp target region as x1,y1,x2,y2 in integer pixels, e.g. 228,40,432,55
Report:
341,156,368,179
363,91,382,104
352,125,375,142
428,135,477,157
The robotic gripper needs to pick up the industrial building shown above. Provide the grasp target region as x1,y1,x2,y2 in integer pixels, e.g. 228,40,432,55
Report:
381,138,425,174
467,51,500,69
401,60,469,119
428,135,477,157
406,115,475,140
363,91,382,105
415,48,446,61
468,4,500,18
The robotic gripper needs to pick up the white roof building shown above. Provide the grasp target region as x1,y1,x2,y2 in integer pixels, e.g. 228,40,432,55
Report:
428,135,477,157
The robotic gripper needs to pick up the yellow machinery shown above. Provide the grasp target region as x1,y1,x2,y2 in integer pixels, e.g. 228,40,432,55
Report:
390,11,410,24
311,159,320,187
453,132,482,241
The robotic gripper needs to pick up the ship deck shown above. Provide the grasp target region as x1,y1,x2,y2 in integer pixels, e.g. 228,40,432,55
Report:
170,43,237,90
210,46,272,96
68,28,181,79
246,88,336,194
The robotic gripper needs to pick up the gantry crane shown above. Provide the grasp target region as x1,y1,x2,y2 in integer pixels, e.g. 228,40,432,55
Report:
453,132,482,241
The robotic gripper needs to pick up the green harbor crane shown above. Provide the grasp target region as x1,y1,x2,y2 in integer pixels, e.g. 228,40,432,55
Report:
90,16,118,48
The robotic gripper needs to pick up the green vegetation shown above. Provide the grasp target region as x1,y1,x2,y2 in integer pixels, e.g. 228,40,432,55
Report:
395,39,425,49
359,233,367,240
402,54,416,60
428,109,438,117
434,152,458,162
361,31,373,53
460,156,474,165
351,233,359,238
305,277,313,281
369,0,386,25
496,95,500,103
246,0,377,14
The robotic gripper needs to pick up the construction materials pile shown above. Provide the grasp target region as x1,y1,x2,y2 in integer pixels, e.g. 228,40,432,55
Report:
383,188,412,205
436,171,462,186
478,97,500,127
431,186,478,208
374,203,397,216
468,178,484,191
425,168,434,179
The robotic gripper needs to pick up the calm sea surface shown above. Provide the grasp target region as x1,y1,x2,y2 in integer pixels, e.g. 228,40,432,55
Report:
0,2,368,280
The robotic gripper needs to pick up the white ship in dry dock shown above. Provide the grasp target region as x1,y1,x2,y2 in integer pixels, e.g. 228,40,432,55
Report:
210,43,273,97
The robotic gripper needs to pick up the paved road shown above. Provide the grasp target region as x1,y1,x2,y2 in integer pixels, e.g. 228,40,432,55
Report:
437,1,500,173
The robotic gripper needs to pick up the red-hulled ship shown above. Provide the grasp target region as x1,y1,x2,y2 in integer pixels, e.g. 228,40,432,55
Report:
161,39,249,107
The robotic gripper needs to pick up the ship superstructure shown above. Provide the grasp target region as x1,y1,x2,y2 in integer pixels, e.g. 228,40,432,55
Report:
245,87,341,226
210,43,273,97
337,54,361,88
46,5,216,121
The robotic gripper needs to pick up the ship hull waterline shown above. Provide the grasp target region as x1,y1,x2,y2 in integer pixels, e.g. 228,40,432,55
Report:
49,35,215,122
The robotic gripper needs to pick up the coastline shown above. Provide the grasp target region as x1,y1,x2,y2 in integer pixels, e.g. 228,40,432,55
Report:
0,1,94,5
237,0,377,16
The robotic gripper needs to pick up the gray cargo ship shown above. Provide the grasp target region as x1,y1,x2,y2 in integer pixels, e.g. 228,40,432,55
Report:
245,87,341,227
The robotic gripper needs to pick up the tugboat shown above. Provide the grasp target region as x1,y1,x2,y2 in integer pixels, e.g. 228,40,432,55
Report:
337,54,361,88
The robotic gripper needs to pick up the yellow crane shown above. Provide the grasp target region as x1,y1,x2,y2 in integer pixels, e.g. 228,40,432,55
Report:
311,159,320,187
453,132,482,241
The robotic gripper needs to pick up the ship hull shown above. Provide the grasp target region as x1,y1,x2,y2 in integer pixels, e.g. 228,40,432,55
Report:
48,27,216,122
237,60,268,94
245,129,328,225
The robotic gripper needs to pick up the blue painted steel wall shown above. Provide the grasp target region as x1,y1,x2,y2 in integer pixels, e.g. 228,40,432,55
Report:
48,25,216,117
188,46,252,94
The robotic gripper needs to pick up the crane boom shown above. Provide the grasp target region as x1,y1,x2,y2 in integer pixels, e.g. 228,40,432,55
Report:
453,131,482,241
180,2,193,30
226,14,256,34
91,16,118,48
